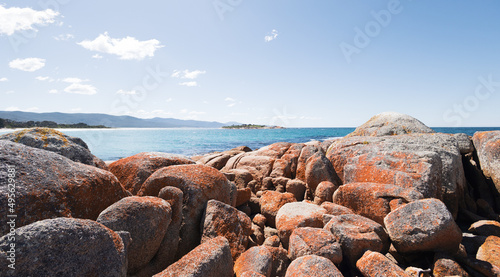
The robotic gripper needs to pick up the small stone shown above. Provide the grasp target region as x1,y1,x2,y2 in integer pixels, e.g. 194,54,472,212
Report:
314,181,338,205
284,255,343,277
286,179,307,201
288,227,342,265
153,236,233,277
276,202,327,248
477,235,500,268
234,246,273,277
384,198,462,253
469,220,500,237
356,250,409,277
324,214,389,266
96,196,172,274
201,200,252,260
260,191,296,228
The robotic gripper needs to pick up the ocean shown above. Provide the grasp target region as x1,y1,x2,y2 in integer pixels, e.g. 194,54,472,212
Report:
0,127,498,161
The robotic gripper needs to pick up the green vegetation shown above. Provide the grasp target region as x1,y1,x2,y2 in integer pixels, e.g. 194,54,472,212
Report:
0,118,108,129
222,124,284,129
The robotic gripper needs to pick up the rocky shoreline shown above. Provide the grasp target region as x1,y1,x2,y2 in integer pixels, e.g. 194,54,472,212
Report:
1,112,500,276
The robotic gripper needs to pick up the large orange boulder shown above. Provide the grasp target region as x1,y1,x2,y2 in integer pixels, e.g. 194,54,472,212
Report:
343,150,443,200
284,255,343,277
153,236,234,277
288,227,342,265
141,186,184,275
0,140,129,236
260,191,296,228
332,182,423,225
326,133,467,218
109,152,194,194
96,196,172,275
276,202,327,248
356,250,409,277
138,164,232,257
304,152,340,194
234,246,273,277
472,131,500,193
384,198,462,253
320,202,355,216
324,214,389,266
201,200,252,260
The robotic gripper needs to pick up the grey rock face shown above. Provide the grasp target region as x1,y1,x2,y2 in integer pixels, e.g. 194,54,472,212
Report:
346,111,435,137
0,217,127,277
0,140,129,236
0,127,107,169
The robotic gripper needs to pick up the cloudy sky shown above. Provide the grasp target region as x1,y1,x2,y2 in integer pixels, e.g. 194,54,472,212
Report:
1,1,499,127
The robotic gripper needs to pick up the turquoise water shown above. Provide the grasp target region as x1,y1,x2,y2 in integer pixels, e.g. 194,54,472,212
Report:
1,127,498,160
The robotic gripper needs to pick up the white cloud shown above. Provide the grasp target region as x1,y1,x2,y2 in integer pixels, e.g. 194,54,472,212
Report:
70,108,82,112
77,32,164,60
0,77,8,82
62,77,87,83
64,83,97,95
92,54,103,59
0,6,59,36
224,97,240,107
36,76,54,82
265,29,279,42
26,107,39,112
171,69,206,79
9,58,46,72
3,106,38,112
166,97,173,103
5,91,15,94
54,33,74,41
225,97,237,107
179,81,198,87
116,89,137,95
48,89,58,94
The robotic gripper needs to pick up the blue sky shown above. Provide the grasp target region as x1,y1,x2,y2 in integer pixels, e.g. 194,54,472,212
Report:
1,0,499,127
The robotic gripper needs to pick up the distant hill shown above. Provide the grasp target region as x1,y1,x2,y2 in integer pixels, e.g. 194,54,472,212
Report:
0,111,236,128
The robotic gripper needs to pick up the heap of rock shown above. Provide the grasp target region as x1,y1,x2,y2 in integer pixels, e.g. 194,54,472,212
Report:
1,112,500,276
